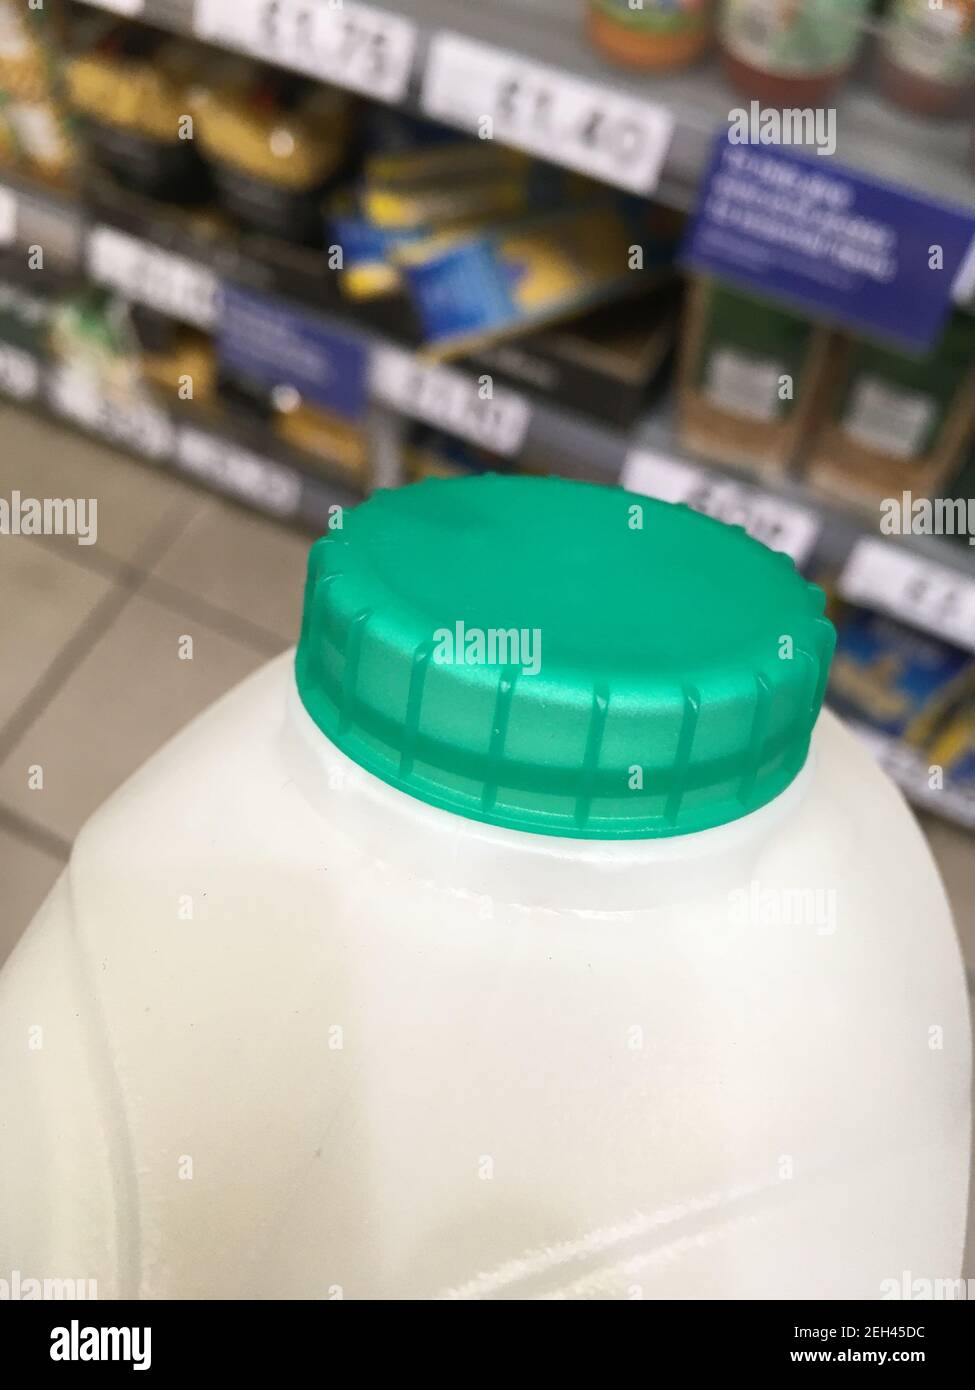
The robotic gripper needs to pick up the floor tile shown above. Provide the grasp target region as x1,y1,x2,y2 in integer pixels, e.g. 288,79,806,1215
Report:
0,539,113,730
0,821,65,967
150,496,310,645
0,404,203,570
0,590,268,843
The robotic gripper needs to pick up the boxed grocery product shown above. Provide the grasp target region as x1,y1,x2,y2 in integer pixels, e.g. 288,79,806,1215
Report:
129,305,216,405
65,22,209,202
467,281,680,428
677,277,831,476
327,124,605,331
805,313,975,513
327,192,429,302
360,140,536,230
192,60,352,246
928,702,975,784
397,198,670,358
215,363,368,486
827,604,975,746
274,395,369,485
328,137,571,303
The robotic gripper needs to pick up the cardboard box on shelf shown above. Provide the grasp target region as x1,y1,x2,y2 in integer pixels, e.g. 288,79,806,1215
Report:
805,314,975,514
676,277,832,479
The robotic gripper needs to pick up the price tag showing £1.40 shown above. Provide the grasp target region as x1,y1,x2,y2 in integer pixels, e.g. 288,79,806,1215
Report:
422,32,674,195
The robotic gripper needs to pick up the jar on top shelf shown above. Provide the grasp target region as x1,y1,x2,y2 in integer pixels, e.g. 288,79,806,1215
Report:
719,0,873,106
588,0,716,71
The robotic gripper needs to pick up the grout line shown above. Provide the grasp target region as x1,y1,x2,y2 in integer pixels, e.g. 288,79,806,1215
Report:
140,573,293,658
30,488,212,586
0,581,139,763
32,531,144,586
0,800,71,860
22,471,294,655
0,505,195,765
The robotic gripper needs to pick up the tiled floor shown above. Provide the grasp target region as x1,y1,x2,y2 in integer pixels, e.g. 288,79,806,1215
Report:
1,403,973,1282
0,402,308,943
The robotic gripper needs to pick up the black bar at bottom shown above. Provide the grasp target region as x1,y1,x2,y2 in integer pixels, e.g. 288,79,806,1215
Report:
2,1295,971,1375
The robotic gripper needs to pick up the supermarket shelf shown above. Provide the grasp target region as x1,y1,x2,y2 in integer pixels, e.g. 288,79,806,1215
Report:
633,403,975,586
7,336,975,832
3,168,975,644
0,341,360,529
92,0,975,216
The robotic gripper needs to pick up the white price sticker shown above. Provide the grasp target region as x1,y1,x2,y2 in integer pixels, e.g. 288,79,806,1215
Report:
176,426,303,518
49,366,174,459
951,233,975,308
421,33,674,194
623,450,821,566
87,226,220,330
372,346,531,457
194,0,417,103
0,343,39,400
77,0,145,13
705,349,782,424
0,184,17,246
840,538,975,653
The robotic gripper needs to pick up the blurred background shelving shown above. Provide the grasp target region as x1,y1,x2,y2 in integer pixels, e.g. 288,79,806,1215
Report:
2,0,975,836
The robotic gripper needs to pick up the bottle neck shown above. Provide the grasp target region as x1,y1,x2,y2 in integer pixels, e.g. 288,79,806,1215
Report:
282,674,814,914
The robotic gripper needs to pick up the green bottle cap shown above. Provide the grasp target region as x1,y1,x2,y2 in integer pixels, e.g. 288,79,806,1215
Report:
295,474,835,839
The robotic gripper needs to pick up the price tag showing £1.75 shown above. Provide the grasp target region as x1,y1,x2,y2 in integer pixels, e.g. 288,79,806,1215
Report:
422,32,674,195
194,0,417,104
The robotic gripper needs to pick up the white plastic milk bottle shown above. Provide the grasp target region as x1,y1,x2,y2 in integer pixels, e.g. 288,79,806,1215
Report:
0,474,970,1299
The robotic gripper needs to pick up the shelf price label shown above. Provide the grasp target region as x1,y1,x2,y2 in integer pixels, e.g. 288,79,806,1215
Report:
48,366,174,459
86,226,220,330
0,184,17,246
372,346,532,457
421,33,674,195
0,343,39,401
623,450,821,566
840,538,975,653
194,0,417,104
86,226,219,328
952,233,975,311
176,426,303,519
78,0,144,13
